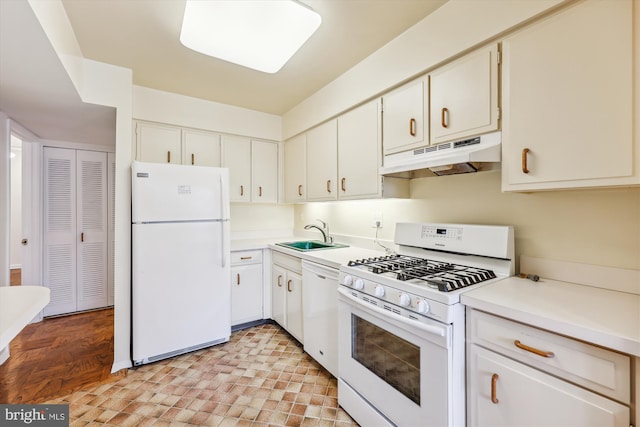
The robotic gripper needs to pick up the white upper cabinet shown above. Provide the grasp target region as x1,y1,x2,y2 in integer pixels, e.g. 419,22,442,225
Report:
306,120,338,201
182,129,221,167
338,100,383,199
222,136,278,203
251,140,278,203
284,133,307,203
135,122,182,164
382,76,428,155
429,44,500,145
501,0,636,191
135,121,221,166
222,135,251,202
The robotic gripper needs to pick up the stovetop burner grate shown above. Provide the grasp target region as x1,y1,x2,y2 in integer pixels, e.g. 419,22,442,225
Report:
347,254,496,292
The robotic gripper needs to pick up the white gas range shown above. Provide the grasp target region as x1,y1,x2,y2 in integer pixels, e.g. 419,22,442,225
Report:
337,222,514,427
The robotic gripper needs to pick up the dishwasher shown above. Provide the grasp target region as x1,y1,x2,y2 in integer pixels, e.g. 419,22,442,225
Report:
301,260,339,377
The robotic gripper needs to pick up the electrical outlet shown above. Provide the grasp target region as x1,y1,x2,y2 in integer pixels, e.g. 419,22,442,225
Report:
371,212,383,228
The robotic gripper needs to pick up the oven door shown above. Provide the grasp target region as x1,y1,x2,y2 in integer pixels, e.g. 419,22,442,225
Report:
338,288,453,427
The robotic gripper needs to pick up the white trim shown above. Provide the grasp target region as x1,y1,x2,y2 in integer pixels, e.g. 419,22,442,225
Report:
40,139,115,153
0,346,9,366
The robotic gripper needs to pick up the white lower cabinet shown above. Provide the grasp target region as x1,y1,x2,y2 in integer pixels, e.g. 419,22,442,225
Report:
230,250,263,327
467,309,631,427
302,261,338,377
271,252,303,343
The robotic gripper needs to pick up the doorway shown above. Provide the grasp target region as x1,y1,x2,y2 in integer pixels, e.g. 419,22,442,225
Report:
9,134,22,286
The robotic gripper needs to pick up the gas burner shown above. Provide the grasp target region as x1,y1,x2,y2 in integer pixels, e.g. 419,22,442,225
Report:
346,254,497,292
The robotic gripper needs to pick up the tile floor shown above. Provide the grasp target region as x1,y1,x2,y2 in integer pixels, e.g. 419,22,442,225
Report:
45,323,359,426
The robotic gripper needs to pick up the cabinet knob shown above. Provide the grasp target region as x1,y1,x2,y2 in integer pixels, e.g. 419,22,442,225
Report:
514,339,554,358
441,107,449,128
191,153,195,165
326,180,331,193
81,232,85,243
167,151,171,163
409,118,417,136
521,148,531,174
341,177,346,192
277,275,283,287
236,273,240,285
259,186,263,197
298,184,303,197
240,185,244,196
287,279,292,292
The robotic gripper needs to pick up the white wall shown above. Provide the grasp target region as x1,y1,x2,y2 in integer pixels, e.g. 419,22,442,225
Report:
9,138,21,269
295,171,640,272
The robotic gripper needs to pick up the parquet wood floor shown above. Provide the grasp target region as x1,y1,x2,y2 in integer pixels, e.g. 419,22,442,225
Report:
0,308,120,403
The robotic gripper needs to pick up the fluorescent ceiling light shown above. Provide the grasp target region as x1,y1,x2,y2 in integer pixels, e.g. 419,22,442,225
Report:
180,0,321,74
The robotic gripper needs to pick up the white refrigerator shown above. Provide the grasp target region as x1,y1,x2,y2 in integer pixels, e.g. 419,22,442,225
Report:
131,160,231,366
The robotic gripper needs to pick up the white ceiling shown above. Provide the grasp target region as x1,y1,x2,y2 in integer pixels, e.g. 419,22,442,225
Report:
0,0,446,146
61,0,447,115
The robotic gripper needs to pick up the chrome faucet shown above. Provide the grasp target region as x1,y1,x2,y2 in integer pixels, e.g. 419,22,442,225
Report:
304,219,332,243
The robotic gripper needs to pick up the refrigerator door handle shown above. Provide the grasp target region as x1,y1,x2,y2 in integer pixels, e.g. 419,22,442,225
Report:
220,173,228,268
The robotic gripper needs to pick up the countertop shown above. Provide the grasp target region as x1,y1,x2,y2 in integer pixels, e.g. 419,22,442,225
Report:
231,236,386,270
0,286,50,350
461,276,640,357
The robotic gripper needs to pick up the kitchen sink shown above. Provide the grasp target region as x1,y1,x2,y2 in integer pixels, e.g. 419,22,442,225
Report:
275,240,349,252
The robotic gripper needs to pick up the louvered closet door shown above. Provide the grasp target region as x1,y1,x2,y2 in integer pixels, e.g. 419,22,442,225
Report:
43,147,77,316
76,150,108,311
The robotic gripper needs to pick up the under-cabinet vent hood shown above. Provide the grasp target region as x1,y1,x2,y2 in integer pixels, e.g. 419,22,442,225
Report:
380,131,501,178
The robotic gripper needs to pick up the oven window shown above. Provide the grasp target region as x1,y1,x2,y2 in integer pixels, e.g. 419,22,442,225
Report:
351,314,420,405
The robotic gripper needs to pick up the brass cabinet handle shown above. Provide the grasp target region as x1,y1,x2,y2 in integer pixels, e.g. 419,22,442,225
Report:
236,273,240,285
326,180,331,193
341,177,346,192
514,339,555,358
81,232,85,242
167,151,171,163
287,279,292,292
240,256,252,260
277,275,283,287
191,153,195,165
409,118,417,136
240,185,244,196
259,186,263,197
491,373,499,404
441,107,449,128
521,148,530,174
298,184,303,197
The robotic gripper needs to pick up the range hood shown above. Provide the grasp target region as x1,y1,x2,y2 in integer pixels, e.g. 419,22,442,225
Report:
380,131,501,177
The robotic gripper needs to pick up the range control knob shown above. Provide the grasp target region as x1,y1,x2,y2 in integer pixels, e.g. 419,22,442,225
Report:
374,285,385,297
342,275,353,286
399,293,411,307
417,300,430,314
354,278,365,290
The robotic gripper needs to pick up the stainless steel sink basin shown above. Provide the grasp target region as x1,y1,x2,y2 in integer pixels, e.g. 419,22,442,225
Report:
275,240,349,252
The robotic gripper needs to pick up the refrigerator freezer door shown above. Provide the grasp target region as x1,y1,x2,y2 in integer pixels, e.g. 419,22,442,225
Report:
132,221,231,364
132,161,230,223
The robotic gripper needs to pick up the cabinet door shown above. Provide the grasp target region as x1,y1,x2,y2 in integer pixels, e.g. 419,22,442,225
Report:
221,135,251,202
338,100,381,199
382,77,428,154
271,265,286,328
430,44,499,145
136,122,181,164
76,150,108,312
182,130,221,167
306,120,337,201
251,141,278,203
43,147,77,316
468,345,630,427
502,0,633,191
284,133,306,202
286,271,303,343
231,263,263,325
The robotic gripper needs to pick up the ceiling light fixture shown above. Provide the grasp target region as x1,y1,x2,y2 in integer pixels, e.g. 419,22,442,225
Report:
180,0,321,74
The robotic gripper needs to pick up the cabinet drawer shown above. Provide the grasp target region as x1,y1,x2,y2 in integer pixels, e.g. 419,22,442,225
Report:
468,309,631,403
231,250,263,265
272,251,302,274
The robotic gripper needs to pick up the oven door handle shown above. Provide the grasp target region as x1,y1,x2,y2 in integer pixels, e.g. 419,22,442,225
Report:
338,288,446,337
